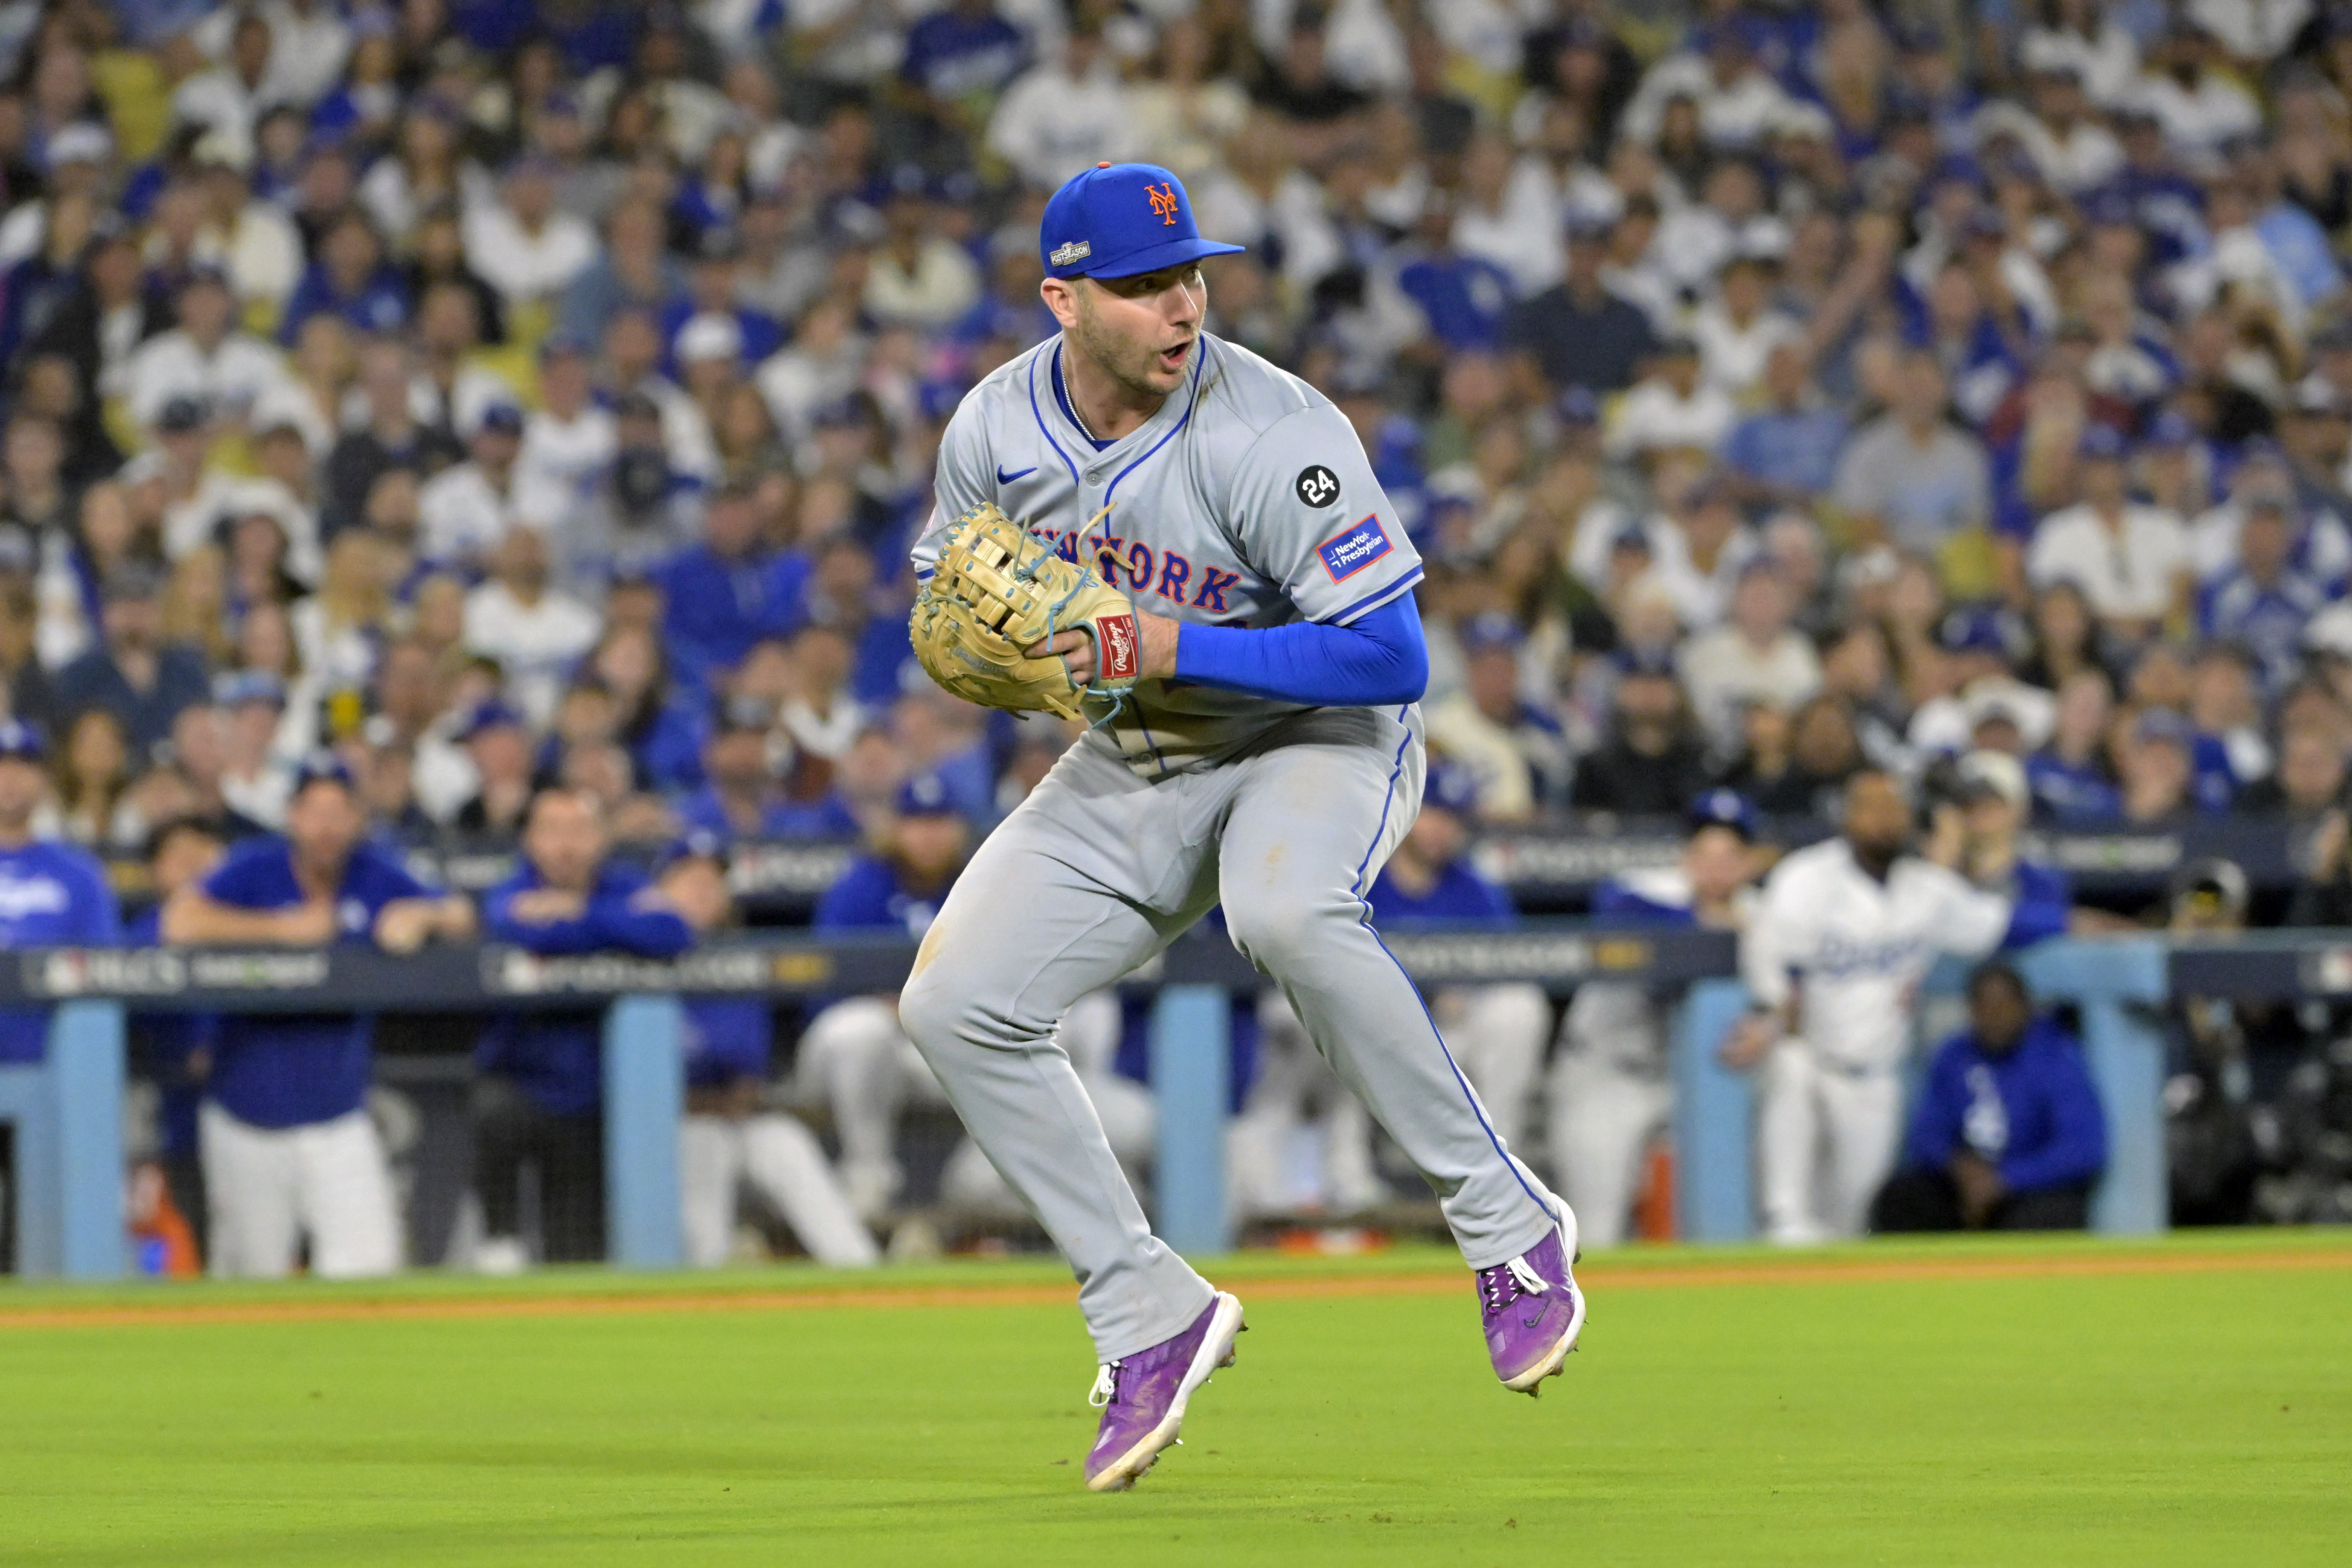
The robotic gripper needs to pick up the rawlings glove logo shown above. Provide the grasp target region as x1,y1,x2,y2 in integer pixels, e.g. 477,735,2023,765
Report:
1096,612,1140,680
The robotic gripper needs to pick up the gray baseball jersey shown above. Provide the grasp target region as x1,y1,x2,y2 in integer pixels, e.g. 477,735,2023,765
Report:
899,326,1564,1367
915,331,1424,777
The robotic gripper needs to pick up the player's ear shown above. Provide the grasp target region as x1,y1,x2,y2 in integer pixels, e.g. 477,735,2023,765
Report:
1040,276,1079,329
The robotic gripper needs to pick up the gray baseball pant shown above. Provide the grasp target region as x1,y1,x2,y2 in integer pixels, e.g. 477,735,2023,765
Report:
897,703,1563,1361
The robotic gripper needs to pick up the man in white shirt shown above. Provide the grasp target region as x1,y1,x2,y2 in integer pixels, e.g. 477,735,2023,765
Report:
513,338,615,530
462,526,601,728
192,135,303,312
1605,338,1738,463
122,267,290,440
418,403,527,567
1678,561,1824,752
192,0,351,108
986,19,1140,191
463,156,599,310
2027,425,2192,638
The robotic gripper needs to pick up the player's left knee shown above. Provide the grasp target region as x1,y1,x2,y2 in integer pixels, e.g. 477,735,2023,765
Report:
1222,887,1349,975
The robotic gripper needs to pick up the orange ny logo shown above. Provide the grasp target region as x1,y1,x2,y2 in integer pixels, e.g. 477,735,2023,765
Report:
1145,182,1180,227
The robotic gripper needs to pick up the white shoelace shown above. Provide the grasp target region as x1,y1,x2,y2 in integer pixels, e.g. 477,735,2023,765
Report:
1088,1363,1119,1408
1506,1256,1549,1295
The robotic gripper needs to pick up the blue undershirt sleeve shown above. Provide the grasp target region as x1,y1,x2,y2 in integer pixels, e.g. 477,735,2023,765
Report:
1170,593,1429,707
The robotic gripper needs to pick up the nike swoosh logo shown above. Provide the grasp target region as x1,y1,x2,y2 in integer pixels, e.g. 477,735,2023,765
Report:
996,466,1038,484
1520,1300,1554,1330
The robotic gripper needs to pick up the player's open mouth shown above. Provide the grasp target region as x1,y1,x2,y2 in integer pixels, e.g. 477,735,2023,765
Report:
1158,340,1193,371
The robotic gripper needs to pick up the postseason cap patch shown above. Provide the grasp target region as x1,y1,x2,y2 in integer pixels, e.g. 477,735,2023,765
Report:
1317,514,1393,582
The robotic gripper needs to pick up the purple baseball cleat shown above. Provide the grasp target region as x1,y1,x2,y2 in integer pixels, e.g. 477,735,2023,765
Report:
1475,1209,1585,1395
1082,1291,1246,1492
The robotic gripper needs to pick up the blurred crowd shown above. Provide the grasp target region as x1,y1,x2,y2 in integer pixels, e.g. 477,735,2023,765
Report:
11,1,2352,874
12,0,2352,1265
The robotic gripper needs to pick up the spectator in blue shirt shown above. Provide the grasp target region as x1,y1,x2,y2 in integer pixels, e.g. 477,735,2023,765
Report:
1395,194,1518,355
1722,342,1850,513
796,771,970,1218
899,0,1027,134
661,834,878,1268
471,786,695,1270
47,562,212,762
2199,495,2323,696
657,481,810,696
676,696,861,842
0,720,120,1067
1872,963,2108,1232
279,207,410,346
127,815,226,1268
161,753,476,1278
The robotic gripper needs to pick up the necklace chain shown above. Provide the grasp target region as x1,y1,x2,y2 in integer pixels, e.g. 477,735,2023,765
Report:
1058,354,1099,444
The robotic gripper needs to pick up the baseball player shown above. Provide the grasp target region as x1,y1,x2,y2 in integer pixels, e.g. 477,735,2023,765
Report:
0,721,122,1071
161,753,476,1278
473,786,696,1269
1550,789,1760,1248
903,162,1580,1492
656,835,878,1269
1722,770,2016,1244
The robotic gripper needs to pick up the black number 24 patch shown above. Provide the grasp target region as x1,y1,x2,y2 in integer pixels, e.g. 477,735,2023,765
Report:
1295,465,1340,508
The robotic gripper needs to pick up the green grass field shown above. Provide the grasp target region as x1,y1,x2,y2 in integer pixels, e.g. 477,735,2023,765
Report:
2,1232,2346,1566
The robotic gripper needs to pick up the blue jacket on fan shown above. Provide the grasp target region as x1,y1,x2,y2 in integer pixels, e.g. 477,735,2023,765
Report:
475,863,695,1115
1902,1016,2108,1195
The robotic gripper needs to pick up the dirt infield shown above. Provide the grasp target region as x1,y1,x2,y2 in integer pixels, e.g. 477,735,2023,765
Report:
1,1243,2343,1331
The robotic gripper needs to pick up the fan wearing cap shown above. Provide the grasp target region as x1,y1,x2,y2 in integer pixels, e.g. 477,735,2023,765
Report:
160,751,475,1278
1568,651,1715,814
0,719,122,1064
48,561,214,760
1552,790,1762,1247
1602,335,1736,463
451,699,535,839
1426,616,1573,817
461,154,598,314
656,834,878,1271
416,399,528,569
794,772,974,1222
913,158,1586,1487
1945,749,2083,948
1724,769,2017,1245
471,786,695,1271
653,481,809,698
2025,425,2192,640
122,265,292,439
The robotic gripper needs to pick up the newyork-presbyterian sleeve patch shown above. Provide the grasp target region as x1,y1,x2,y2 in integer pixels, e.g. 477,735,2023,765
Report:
1316,514,1392,582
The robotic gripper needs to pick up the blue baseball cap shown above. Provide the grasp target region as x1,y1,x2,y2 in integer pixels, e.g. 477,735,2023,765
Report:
1425,757,1480,817
1458,611,1524,655
1687,787,1757,841
0,718,43,762
2077,423,2129,462
661,827,730,867
895,771,959,818
291,749,355,797
212,670,286,710
457,699,525,742
1040,163,1245,281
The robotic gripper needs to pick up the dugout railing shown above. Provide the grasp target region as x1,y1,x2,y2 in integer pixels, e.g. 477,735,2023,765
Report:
0,925,2334,1276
